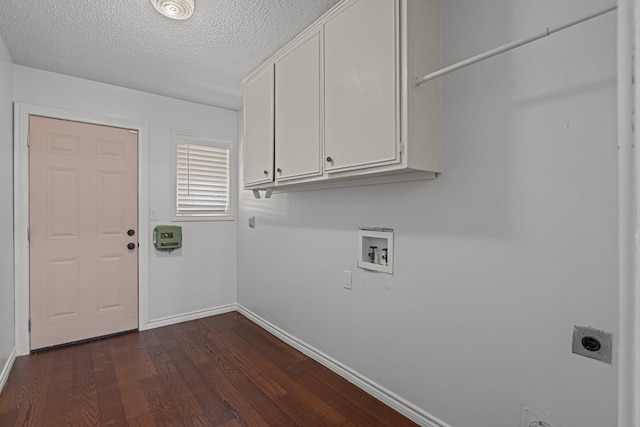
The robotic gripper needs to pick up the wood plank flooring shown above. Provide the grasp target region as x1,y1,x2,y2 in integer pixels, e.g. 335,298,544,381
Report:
0,311,417,426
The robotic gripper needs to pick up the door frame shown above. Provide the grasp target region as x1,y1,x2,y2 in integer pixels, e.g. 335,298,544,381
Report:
13,103,150,355
618,0,640,425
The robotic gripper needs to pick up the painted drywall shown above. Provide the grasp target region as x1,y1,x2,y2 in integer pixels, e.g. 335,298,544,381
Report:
13,66,238,324
237,1,618,426
0,36,15,380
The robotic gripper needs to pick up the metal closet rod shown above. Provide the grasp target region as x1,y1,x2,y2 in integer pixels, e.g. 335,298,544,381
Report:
414,2,618,87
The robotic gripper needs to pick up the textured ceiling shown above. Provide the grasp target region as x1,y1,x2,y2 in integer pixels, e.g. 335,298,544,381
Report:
0,0,341,110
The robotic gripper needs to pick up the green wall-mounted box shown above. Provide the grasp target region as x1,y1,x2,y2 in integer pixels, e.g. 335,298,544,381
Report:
153,225,182,250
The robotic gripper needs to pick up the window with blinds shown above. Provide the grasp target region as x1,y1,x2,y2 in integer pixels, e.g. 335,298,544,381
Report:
176,143,230,217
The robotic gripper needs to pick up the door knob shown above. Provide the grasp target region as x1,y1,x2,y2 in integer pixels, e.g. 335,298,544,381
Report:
127,229,135,236
127,243,136,250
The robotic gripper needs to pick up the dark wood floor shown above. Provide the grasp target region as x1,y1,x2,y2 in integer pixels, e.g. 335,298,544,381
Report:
0,311,417,426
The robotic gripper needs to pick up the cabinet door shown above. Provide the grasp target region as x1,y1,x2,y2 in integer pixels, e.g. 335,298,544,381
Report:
324,0,399,173
275,31,322,181
244,64,274,186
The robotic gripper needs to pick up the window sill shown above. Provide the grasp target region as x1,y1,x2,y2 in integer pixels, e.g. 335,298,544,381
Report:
171,215,235,223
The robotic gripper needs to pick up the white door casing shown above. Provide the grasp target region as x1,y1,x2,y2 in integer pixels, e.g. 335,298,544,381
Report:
618,0,640,425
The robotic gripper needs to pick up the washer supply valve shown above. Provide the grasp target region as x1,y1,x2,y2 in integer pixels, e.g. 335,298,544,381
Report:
368,246,378,263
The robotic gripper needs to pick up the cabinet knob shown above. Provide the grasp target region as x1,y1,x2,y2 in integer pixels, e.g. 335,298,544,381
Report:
326,156,333,163
276,168,282,173
263,170,269,175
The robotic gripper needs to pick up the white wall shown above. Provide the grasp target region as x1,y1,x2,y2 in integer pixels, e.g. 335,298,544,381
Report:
13,66,238,325
237,1,618,426
0,36,15,380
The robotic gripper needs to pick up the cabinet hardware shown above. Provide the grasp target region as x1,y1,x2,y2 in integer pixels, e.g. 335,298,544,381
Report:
263,170,269,175
326,156,333,163
277,168,282,173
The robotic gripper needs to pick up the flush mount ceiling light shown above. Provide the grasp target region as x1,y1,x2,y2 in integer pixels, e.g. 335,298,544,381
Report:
151,0,194,20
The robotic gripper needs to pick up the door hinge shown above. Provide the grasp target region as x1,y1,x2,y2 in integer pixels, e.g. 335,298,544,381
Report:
27,226,30,241
27,134,30,147
28,319,31,332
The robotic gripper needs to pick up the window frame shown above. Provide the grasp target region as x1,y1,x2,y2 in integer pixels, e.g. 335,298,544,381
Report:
171,129,235,222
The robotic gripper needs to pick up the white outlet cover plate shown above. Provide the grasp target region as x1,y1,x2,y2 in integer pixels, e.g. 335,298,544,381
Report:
343,270,352,290
522,407,567,427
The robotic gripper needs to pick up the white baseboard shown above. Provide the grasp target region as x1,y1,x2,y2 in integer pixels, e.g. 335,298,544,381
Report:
0,346,17,394
141,303,237,331
236,305,451,427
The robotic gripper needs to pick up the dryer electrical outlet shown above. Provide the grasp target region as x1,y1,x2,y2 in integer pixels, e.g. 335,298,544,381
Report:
572,325,613,364
522,407,567,427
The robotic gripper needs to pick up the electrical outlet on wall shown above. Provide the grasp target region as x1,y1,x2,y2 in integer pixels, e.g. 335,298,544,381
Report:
522,407,567,427
343,270,352,290
571,325,612,364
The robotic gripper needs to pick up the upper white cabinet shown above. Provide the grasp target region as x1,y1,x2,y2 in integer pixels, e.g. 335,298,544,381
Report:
243,64,274,186
275,30,323,182
243,0,441,193
324,0,399,173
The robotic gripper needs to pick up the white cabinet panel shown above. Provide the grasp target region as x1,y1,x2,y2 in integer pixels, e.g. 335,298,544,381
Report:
324,0,399,173
275,31,322,181
242,0,441,194
243,65,274,186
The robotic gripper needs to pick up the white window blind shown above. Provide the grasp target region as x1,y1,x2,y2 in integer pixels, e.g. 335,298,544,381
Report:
176,143,230,217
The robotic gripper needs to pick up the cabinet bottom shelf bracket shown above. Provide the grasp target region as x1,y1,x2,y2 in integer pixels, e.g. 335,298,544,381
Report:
251,188,274,199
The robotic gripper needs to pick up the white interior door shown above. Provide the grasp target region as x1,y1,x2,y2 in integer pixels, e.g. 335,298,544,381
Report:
29,116,139,350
